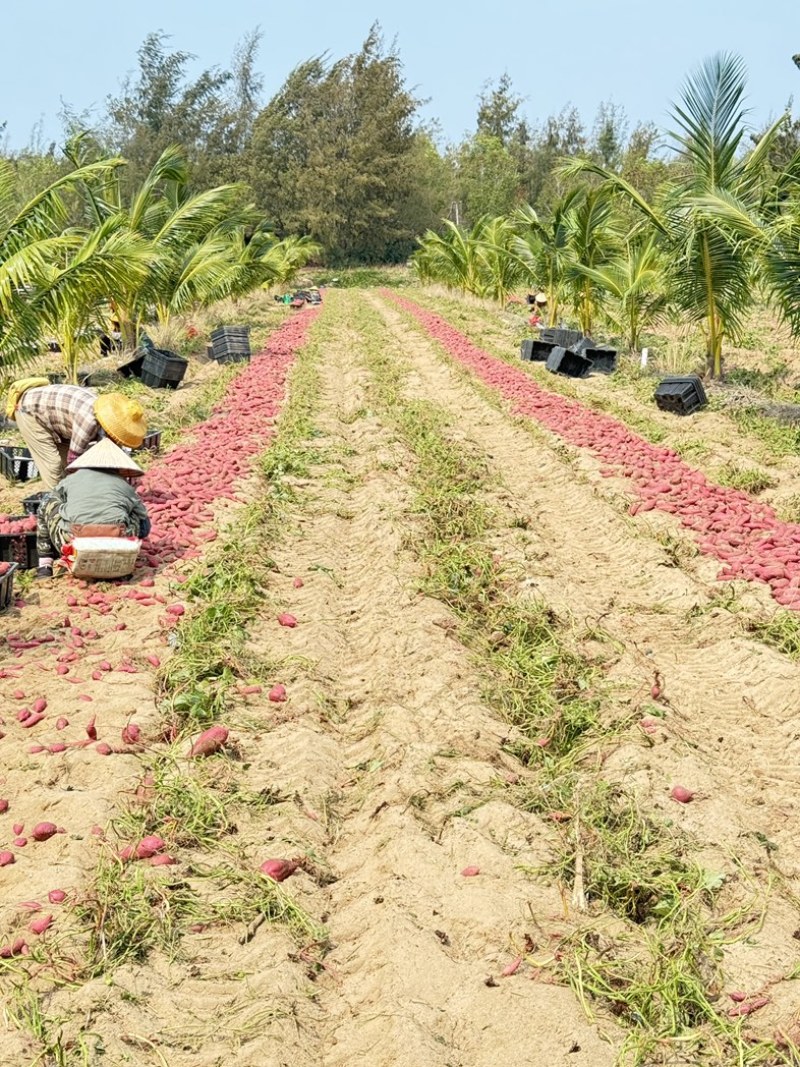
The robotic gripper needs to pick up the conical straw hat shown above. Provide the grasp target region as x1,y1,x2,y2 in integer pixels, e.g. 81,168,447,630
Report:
66,437,144,477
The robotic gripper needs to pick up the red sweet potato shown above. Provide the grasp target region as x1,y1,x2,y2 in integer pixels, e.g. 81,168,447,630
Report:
187,725,228,758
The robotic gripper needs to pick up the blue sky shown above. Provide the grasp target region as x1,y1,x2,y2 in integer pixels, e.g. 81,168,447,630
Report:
3,0,799,151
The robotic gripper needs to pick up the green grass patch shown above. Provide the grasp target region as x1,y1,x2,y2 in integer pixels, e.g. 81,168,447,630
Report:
744,610,800,658
713,463,778,495
726,407,800,459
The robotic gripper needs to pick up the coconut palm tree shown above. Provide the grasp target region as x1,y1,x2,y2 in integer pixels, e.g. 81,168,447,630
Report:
510,190,583,327
472,216,527,305
257,233,322,290
561,185,622,336
0,155,128,374
66,140,253,341
412,218,489,296
572,235,667,352
33,218,153,382
563,53,795,376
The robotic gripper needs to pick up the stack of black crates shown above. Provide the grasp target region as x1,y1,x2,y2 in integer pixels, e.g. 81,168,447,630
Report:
520,331,618,378
210,326,251,365
653,376,708,415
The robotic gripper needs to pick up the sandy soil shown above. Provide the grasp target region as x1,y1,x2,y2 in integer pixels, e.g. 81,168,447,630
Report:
3,289,800,1064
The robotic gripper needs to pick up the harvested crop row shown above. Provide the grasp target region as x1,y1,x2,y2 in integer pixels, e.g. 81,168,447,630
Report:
409,288,800,493
0,313,316,579
136,312,318,573
386,291,800,611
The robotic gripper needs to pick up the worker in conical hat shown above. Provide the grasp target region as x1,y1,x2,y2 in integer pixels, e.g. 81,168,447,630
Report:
35,438,150,579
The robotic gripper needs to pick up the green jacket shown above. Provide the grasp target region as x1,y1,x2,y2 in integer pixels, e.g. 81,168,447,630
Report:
54,468,149,536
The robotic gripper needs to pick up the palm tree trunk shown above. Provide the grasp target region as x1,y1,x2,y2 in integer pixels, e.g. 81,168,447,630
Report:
582,278,593,336
117,311,137,350
629,305,639,354
702,234,723,377
60,335,79,385
547,268,558,327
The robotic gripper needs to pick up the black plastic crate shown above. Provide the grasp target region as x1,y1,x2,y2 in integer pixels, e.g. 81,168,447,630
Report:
212,337,250,351
22,491,46,516
570,336,594,354
0,562,18,613
583,346,618,374
118,355,145,379
142,348,188,379
546,346,593,378
210,325,250,345
520,339,560,362
531,339,559,361
141,349,188,389
141,370,182,390
0,522,38,570
211,323,251,363
0,446,39,482
654,375,708,416
134,429,162,454
212,347,251,365
540,327,583,348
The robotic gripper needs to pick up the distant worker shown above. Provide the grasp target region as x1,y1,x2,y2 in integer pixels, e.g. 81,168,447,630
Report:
529,292,548,327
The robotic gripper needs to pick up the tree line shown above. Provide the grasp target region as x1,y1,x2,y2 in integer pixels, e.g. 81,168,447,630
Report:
2,24,723,267
3,26,800,376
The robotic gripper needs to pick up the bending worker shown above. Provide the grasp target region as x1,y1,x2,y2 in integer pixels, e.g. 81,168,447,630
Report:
7,380,146,490
36,438,150,579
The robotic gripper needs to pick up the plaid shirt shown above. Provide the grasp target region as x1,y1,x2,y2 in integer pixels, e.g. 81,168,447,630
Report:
17,385,99,457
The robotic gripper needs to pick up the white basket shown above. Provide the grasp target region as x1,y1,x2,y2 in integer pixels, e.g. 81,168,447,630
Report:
68,537,141,579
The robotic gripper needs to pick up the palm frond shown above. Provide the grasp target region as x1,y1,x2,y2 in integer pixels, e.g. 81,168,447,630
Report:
669,52,748,189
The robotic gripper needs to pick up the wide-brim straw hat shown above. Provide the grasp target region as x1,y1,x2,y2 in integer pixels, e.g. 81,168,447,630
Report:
66,437,144,477
94,393,147,448
535,292,548,305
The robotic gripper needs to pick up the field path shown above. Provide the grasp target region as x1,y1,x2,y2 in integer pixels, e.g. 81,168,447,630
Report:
245,310,618,1065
